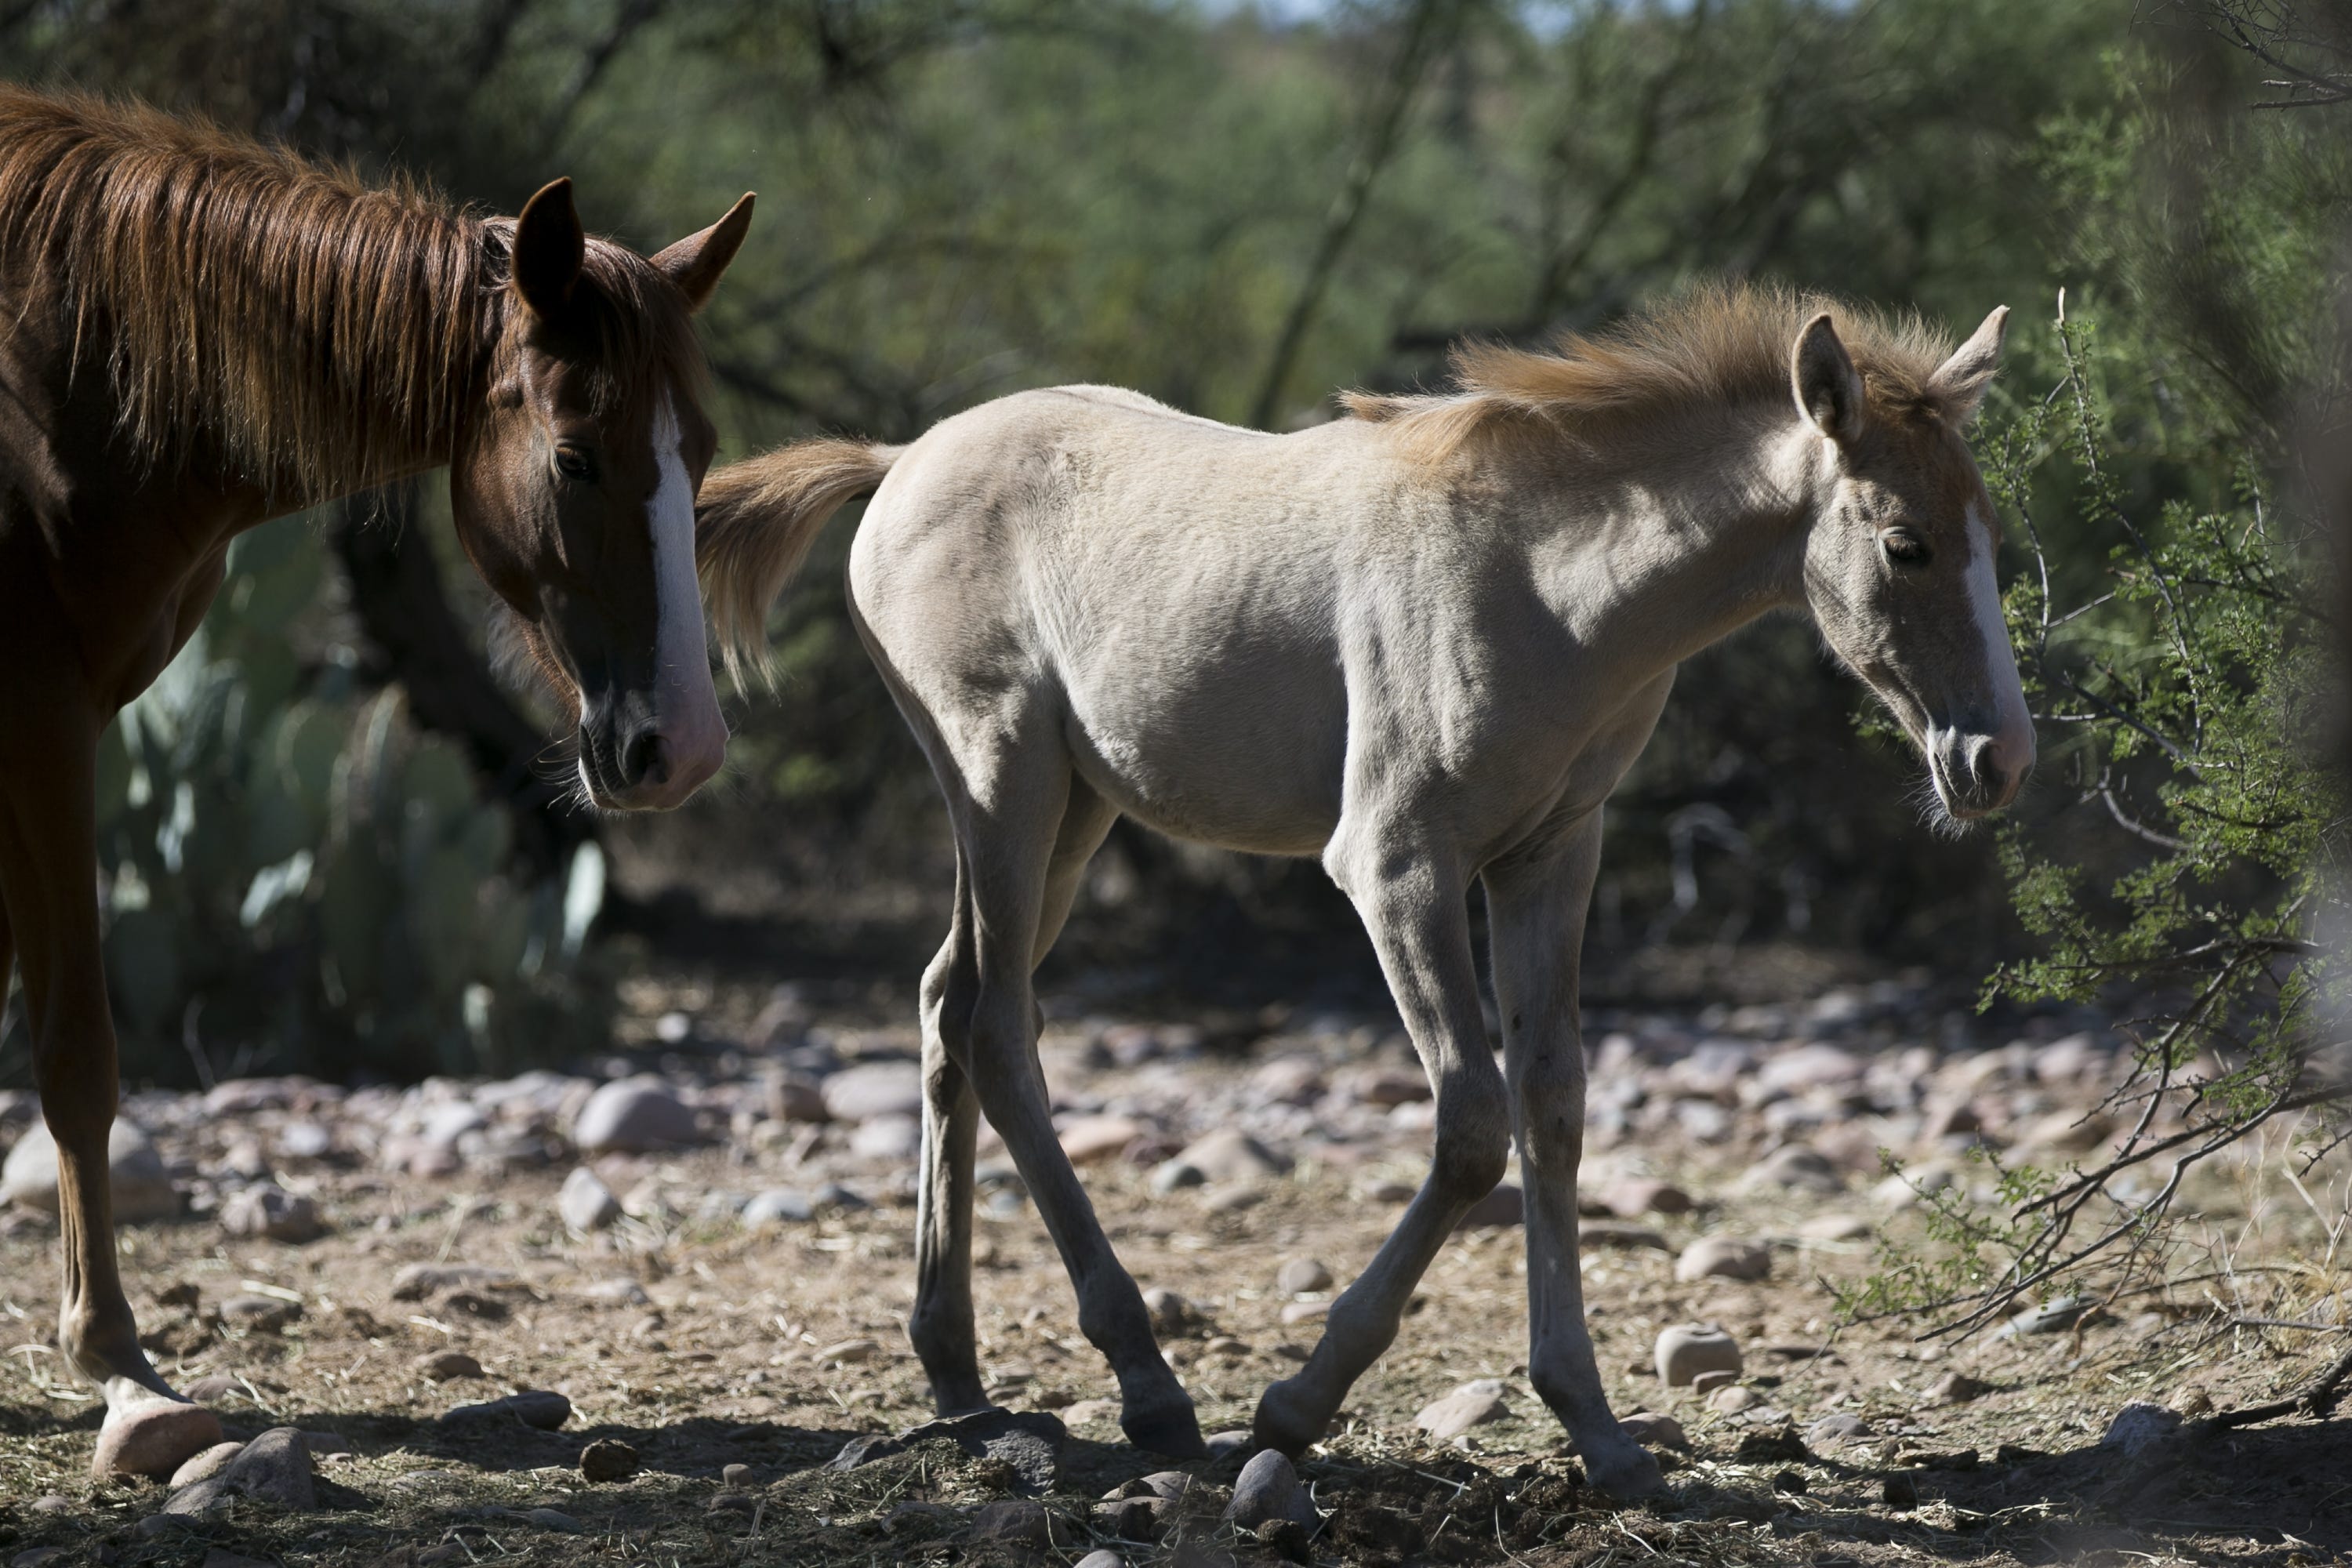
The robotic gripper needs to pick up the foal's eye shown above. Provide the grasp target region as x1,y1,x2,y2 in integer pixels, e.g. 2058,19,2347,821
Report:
1879,528,1930,567
554,447,597,484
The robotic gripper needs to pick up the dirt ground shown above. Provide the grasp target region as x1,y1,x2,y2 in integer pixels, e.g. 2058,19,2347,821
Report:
4,967,2350,1568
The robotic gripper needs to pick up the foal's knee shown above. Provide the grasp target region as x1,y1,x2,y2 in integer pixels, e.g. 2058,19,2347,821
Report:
1429,1077,1512,1203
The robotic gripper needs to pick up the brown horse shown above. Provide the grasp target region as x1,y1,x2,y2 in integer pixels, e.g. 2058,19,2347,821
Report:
0,88,753,1479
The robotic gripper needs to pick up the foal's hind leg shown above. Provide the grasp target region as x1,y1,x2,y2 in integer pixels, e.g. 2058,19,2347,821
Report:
908,781,1120,1416
1254,832,1511,1454
1485,819,1664,1501
910,854,988,1414
933,744,1201,1455
0,692,222,1479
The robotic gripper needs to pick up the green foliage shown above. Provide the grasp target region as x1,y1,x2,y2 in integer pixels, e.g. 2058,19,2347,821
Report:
92,526,613,1084
1846,42,2351,1327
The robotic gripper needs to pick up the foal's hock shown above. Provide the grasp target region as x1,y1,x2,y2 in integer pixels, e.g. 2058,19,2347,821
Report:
699,281,2032,1498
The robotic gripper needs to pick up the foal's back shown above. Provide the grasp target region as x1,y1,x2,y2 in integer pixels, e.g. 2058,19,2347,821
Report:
848,386,1524,855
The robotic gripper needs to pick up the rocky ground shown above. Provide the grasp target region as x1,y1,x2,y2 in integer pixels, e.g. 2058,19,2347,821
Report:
4,968,2350,1568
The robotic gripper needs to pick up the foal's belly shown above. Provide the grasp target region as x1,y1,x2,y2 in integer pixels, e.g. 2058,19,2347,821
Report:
1059,662,1348,858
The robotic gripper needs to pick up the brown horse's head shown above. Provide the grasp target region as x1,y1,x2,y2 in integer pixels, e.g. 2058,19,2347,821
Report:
452,180,751,811
1794,307,2037,824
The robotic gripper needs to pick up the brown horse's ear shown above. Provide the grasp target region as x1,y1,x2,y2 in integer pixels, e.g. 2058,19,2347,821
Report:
1929,306,2009,424
512,178,586,319
1791,313,1864,446
653,193,756,314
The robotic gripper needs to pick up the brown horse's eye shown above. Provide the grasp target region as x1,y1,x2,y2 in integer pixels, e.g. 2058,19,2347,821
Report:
554,447,597,484
1880,528,1929,567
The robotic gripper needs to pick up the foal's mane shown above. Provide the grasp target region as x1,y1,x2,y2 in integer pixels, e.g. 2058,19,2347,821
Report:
0,87,702,502
1343,281,1959,461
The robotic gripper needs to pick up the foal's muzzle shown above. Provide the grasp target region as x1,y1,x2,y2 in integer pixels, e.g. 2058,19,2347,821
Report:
1927,720,2034,818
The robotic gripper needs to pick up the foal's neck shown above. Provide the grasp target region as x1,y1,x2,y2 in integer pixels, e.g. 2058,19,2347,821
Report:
1521,402,1818,669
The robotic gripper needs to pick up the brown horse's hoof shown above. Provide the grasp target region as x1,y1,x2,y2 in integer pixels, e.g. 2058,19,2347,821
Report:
92,1399,224,1480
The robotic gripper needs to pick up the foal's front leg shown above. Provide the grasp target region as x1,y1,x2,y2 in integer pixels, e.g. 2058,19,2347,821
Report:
1254,839,1512,1454
1485,819,1664,1500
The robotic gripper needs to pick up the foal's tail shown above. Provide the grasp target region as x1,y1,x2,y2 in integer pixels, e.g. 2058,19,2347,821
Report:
696,437,903,686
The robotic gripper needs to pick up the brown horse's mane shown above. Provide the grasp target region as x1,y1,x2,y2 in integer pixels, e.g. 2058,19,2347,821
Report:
0,86,703,502
1342,281,1960,460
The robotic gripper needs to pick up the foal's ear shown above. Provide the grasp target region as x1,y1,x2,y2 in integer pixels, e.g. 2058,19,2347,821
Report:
653,193,757,314
1929,306,2009,425
512,178,586,320
1791,314,1864,446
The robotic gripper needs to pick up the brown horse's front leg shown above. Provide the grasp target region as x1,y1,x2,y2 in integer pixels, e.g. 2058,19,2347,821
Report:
0,697,222,1480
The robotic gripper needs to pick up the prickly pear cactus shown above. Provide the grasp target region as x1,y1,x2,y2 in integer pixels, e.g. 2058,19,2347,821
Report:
89,524,613,1082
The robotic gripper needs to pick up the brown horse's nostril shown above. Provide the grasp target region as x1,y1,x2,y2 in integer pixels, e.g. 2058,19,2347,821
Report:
621,728,669,788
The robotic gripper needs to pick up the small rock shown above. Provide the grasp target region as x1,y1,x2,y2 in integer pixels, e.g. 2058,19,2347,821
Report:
1348,1066,1432,1105
1581,1221,1668,1250
1602,1178,1693,1217
1691,1369,1738,1395
1923,1370,1991,1405
2100,1400,2183,1457
1799,1212,1873,1243
2000,1295,2094,1337
526,1508,581,1531
1456,1182,1523,1230
580,1276,651,1306
1225,1448,1318,1531
1356,1177,1417,1203
13,1549,68,1568
1162,1127,1290,1187
820,1061,925,1123
1655,1324,1742,1386
1276,1257,1333,1294
1709,1384,1759,1413
815,1337,881,1365
1674,1236,1770,1283
1280,1300,1330,1325
441,1390,571,1430
559,1167,622,1231
1075,1552,1130,1568
850,1114,920,1161
391,1263,517,1301
1060,1115,1145,1165
92,1400,226,1479
572,1076,701,1153
162,1426,315,1514
220,1293,301,1331
971,1499,1054,1546
1415,1381,1508,1439
722,1462,754,1488
765,1074,828,1123
742,1188,815,1225
580,1438,639,1483
217,1183,321,1243
1204,1428,1255,1459
2,1119,180,1220
1806,1413,1871,1446
168,1442,245,1489
28,1495,73,1515
185,1373,244,1402
1744,1143,1843,1195
416,1350,485,1381
1142,1287,1194,1333
1618,1410,1686,1448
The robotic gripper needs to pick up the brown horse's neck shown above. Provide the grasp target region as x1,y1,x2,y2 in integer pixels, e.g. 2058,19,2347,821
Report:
0,88,499,511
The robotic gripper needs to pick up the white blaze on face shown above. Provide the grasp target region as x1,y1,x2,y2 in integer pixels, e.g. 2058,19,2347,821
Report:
645,392,728,803
1965,503,2035,773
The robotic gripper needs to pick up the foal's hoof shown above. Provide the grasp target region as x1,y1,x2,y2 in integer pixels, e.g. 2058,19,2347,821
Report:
1249,1377,1326,1457
1120,1396,1207,1458
1581,1440,1668,1504
93,1399,224,1480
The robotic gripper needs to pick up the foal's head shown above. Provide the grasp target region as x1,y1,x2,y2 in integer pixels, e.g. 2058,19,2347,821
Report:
453,180,752,811
1791,307,2035,822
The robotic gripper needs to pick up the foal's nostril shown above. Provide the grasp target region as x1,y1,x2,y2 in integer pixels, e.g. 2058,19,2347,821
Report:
621,728,669,789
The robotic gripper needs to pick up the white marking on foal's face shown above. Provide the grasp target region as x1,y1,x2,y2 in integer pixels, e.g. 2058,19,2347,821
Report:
1965,503,2031,746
